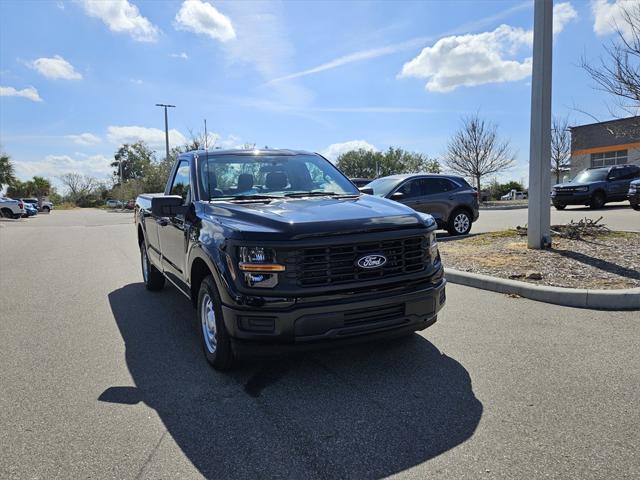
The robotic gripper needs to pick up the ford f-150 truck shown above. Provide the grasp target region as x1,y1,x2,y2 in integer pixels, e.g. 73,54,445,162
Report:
135,149,446,369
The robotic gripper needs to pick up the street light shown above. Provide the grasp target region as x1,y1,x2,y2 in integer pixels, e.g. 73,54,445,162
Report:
155,104,176,161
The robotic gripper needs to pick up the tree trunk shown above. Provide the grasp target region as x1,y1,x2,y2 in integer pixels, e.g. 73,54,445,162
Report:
476,176,482,201
555,170,560,184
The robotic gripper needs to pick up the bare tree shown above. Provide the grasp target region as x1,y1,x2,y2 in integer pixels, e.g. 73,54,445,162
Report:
445,114,515,194
581,1,640,130
551,117,571,184
58,173,97,202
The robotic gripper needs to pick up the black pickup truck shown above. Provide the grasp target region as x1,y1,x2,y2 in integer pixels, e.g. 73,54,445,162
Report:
135,149,446,369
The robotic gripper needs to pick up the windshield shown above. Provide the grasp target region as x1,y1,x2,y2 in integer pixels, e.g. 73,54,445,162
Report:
366,177,402,196
573,169,608,183
199,153,359,200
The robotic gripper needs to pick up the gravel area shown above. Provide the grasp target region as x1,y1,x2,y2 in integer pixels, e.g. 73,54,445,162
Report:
440,230,640,289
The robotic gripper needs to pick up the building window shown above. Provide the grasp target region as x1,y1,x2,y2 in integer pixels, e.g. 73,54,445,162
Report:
590,150,628,168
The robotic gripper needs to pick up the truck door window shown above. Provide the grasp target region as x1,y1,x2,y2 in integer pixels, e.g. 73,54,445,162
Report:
423,178,450,195
170,161,191,203
398,180,421,198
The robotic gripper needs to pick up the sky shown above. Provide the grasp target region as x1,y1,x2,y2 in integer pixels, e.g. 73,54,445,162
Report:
0,0,636,190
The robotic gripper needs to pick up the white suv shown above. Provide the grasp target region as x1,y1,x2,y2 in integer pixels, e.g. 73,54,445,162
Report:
0,197,26,219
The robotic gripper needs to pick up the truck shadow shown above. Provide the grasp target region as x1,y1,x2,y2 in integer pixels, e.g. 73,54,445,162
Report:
103,283,482,479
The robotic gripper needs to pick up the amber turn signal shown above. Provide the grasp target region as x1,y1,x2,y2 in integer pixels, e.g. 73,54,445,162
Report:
238,263,286,272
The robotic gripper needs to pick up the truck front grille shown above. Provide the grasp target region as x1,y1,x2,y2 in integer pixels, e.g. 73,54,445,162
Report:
291,235,427,287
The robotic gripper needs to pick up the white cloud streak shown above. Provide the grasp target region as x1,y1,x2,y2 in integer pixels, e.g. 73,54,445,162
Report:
174,0,235,42
0,86,43,102
77,0,160,42
30,55,82,80
554,2,578,35
169,52,189,59
267,1,532,84
66,133,102,145
106,125,186,150
15,154,113,181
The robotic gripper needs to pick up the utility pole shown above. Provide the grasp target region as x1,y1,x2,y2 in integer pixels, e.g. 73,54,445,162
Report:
204,119,208,150
527,0,553,249
119,158,124,209
155,103,176,161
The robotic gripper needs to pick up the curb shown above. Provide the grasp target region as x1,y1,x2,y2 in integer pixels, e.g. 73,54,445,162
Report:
480,205,529,210
444,268,640,310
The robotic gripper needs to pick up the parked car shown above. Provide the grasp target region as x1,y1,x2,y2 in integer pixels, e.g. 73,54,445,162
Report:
106,199,123,208
135,149,446,370
500,189,528,201
125,199,135,210
22,198,53,213
551,164,640,210
0,197,25,219
629,179,640,211
365,174,480,235
350,178,374,188
22,202,38,217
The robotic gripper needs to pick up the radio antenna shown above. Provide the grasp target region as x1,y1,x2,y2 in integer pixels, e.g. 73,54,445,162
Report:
204,118,208,151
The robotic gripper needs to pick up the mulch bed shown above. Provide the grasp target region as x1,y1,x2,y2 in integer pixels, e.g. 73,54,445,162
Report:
439,230,640,290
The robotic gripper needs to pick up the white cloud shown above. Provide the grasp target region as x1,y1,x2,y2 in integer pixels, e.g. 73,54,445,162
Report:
0,85,42,102
267,1,533,84
169,52,189,59
106,125,187,150
15,154,113,181
554,2,578,34
30,55,82,80
592,0,637,40
399,24,533,92
66,133,101,145
174,0,235,42
322,140,378,162
78,0,160,42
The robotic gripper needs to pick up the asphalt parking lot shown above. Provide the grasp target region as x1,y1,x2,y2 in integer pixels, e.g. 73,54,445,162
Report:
1,209,639,479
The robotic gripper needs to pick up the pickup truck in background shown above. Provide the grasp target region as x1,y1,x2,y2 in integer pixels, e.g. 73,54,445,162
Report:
135,149,446,370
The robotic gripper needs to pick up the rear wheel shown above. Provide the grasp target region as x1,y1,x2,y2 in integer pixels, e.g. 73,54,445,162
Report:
43,206,50,213
590,191,606,209
1,208,13,218
198,276,234,370
447,209,472,236
140,242,165,291
554,204,566,210
631,202,640,211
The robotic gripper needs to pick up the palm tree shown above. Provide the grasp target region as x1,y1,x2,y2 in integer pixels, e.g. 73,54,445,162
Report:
0,153,16,192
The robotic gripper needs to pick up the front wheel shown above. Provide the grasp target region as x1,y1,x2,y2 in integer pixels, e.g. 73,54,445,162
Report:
590,191,606,209
447,209,472,236
43,206,50,213
631,202,640,211
554,204,566,210
140,242,165,291
198,276,234,370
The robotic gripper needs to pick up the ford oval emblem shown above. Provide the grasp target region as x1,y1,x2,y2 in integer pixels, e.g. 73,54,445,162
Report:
356,254,387,269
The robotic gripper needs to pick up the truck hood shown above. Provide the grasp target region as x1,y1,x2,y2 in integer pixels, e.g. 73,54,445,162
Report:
553,181,600,189
201,195,433,240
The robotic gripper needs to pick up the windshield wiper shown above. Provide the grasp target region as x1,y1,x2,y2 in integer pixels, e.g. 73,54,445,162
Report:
284,191,357,198
211,194,281,201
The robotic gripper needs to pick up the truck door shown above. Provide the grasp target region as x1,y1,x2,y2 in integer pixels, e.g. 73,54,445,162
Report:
607,166,631,200
158,160,192,289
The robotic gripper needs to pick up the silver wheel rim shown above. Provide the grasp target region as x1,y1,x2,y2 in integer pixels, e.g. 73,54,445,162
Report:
201,293,217,354
454,213,470,233
141,247,149,283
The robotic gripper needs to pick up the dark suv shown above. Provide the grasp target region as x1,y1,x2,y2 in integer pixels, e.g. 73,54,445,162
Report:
552,164,640,210
365,174,480,235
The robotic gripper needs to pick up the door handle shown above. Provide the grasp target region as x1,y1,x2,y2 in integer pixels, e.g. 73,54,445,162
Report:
156,218,169,227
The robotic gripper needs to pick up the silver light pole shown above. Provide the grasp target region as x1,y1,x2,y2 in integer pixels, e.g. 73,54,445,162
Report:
155,104,176,161
527,0,553,249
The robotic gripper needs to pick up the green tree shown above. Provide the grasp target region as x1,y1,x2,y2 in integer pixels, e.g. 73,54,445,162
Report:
0,153,17,191
485,180,525,200
336,147,440,178
112,142,155,182
31,176,51,208
6,179,33,198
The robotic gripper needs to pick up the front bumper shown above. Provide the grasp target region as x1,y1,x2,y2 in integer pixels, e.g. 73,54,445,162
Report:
551,191,591,205
222,278,446,355
628,191,639,204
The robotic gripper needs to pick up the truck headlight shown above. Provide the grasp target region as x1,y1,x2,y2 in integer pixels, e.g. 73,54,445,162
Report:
238,247,283,288
427,232,440,264
575,186,589,192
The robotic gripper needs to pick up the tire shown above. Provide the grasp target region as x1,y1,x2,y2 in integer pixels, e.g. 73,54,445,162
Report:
447,209,472,236
197,276,234,370
631,202,640,211
140,242,165,291
554,204,566,210
1,208,13,218
43,206,50,213
590,191,606,209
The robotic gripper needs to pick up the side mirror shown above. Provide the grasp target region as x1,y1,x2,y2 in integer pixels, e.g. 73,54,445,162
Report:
390,191,405,201
359,187,374,195
151,195,188,217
